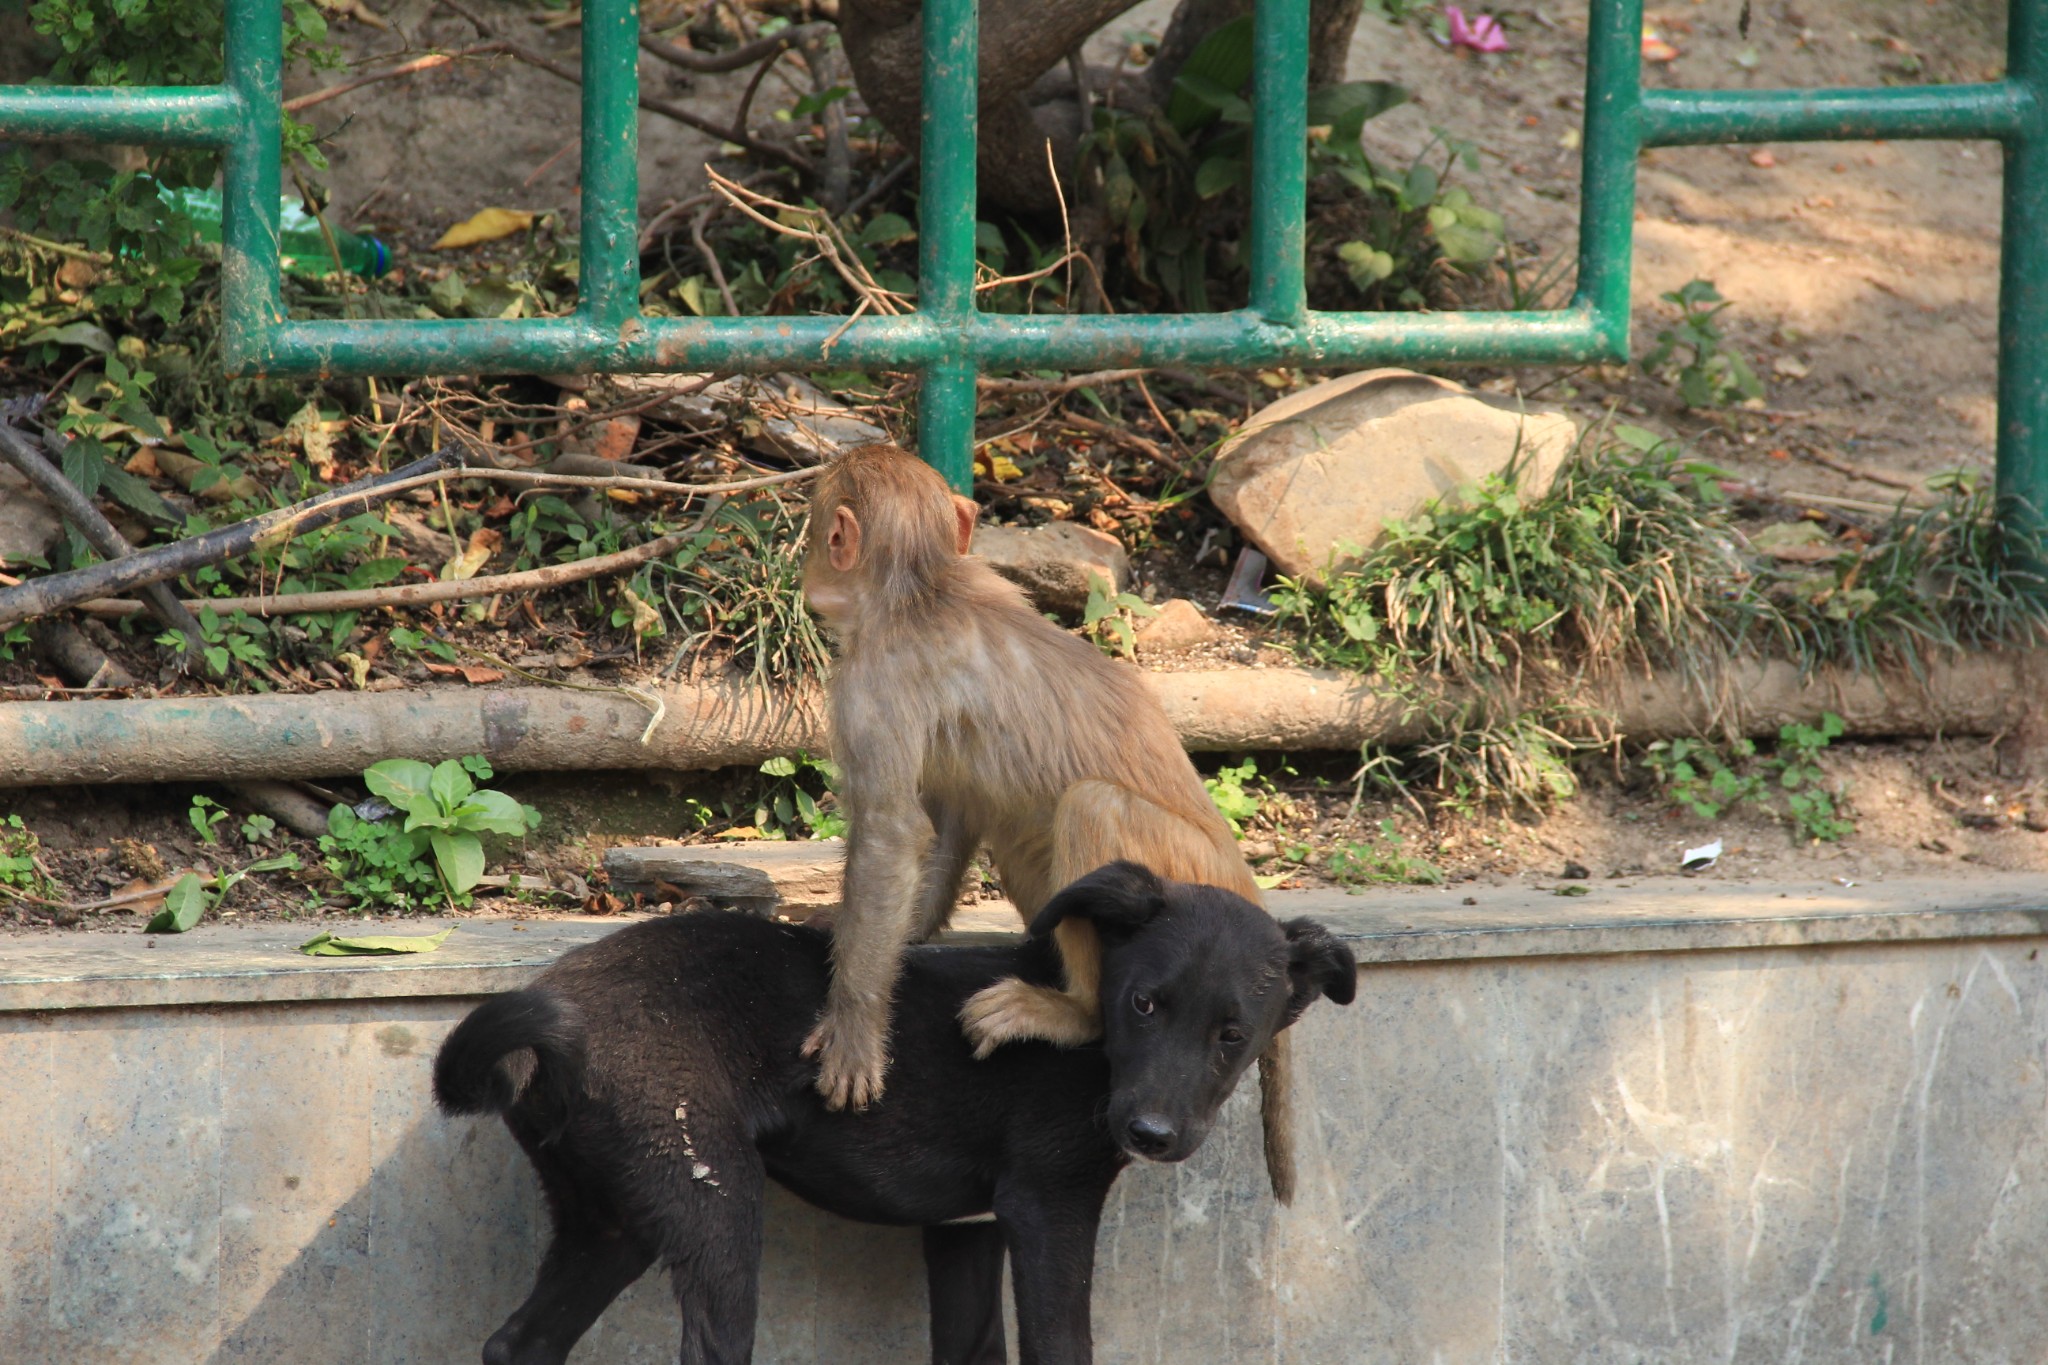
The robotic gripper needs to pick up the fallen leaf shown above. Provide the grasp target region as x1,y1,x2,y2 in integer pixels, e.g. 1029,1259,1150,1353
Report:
115,877,168,914
336,651,372,688
619,584,662,638
583,892,625,915
285,400,340,479
441,526,503,581
299,927,455,956
423,662,506,684
590,415,641,463
1749,520,1843,562
1641,34,1680,62
1749,148,1778,168
1771,355,1810,378
124,448,160,477
433,207,536,250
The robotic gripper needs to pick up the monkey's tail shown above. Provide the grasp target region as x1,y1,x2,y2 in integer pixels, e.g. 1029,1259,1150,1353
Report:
433,988,588,1130
1258,1030,1297,1206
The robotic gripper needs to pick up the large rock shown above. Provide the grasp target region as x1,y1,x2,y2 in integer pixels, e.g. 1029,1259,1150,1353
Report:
971,521,1130,614
1210,369,1579,581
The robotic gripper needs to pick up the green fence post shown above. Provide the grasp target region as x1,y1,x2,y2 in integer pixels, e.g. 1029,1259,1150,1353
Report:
220,0,284,374
1575,0,1641,359
580,0,643,360
1248,0,1308,328
2001,0,2048,548
915,0,981,491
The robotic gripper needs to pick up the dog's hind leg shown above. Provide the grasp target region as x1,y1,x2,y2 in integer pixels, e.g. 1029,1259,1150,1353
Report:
482,1221,654,1365
662,1155,767,1365
923,1221,1007,1365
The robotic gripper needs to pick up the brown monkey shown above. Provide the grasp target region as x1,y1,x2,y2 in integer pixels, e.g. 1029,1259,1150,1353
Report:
800,442,1300,1201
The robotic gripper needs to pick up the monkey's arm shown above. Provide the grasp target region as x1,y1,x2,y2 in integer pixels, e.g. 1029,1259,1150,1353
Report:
806,733,934,1110
910,801,980,942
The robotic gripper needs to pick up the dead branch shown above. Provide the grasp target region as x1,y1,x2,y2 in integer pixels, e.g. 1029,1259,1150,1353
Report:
77,497,728,622
1056,409,1183,475
977,369,1152,395
0,449,457,630
283,45,508,113
0,422,212,667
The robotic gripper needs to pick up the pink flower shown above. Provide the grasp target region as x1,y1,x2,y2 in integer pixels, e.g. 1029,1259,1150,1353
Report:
1445,5,1509,53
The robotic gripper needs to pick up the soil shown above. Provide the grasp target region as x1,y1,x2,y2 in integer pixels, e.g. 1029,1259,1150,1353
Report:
4,0,2041,931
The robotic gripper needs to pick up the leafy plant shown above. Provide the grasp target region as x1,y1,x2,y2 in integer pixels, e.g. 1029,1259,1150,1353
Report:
188,794,228,845
0,815,56,900
240,813,277,846
1642,712,1853,842
755,753,846,840
1080,572,1159,658
144,872,209,933
1643,279,1764,408
1204,758,1266,835
320,757,538,909
1327,819,1444,886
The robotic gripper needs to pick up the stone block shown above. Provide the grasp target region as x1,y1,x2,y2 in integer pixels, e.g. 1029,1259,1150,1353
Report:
604,839,844,912
970,522,1130,614
1210,369,1579,581
0,466,61,568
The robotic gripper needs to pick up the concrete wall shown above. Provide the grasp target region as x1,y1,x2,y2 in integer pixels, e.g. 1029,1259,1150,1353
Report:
4,875,2048,1363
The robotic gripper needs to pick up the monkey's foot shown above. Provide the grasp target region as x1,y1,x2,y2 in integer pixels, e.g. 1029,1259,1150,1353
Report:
959,978,1101,1059
802,1012,890,1111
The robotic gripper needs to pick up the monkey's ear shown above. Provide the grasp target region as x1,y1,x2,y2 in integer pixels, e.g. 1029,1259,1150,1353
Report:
1027,861,1167,940
1280,918,1357,1025
827,505,861,573
950,494,979,556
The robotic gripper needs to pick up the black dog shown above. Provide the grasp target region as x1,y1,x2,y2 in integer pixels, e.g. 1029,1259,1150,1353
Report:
434,861,1356,1365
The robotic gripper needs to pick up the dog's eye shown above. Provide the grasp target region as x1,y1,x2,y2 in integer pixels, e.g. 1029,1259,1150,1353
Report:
1132,992,1155,1017
1219,1025,1247,1046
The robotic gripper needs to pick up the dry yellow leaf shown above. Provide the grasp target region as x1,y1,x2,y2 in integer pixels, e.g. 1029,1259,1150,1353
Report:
433,207,536,250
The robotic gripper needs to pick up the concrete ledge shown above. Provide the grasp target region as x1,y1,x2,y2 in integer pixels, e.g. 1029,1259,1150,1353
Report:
7,875,2048,1362
4,874,2045,1013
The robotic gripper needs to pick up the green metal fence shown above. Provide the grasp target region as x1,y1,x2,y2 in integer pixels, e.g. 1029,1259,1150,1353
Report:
1,0,2042,517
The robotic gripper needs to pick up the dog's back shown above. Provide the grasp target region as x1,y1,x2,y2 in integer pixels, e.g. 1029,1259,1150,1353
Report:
435,911,1114,1231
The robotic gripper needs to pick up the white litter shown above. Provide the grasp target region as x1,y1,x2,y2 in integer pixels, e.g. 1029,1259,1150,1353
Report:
1681,839,1722,872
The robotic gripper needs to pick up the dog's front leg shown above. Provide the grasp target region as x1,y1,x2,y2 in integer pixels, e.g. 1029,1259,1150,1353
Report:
924,1222,1007,1365
995,1189,1104,1365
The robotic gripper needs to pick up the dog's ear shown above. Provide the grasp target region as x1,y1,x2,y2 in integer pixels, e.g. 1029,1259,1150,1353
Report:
1280,918,1357,1025
1027,861,1168,940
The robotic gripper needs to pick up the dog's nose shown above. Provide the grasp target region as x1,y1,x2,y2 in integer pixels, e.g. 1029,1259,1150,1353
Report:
1125,1114,1177,1156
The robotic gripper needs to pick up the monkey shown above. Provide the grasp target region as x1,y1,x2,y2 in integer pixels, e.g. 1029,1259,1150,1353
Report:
798,442,1302,1202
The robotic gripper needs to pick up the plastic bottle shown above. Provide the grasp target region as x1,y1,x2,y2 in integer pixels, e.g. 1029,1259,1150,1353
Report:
153,184,393,279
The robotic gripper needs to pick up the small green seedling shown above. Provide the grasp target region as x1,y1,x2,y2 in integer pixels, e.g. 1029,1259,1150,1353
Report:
1081,573,1158,658
1643,279,1764,409
1205,758,1265,835
240,813,277,845
1327,819,1445,887
0,815,55,899
756,753,846,840
188,794,229,845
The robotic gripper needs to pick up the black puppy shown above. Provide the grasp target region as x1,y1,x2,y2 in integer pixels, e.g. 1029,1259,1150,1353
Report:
434,861,1356,1365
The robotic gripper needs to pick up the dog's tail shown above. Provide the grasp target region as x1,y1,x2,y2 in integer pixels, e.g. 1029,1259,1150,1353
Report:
433,988,587,1127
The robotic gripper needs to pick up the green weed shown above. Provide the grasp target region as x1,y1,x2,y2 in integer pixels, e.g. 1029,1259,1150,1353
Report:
1643,279,1764,409
754,753,846,840
1643,712,1854,842
1081,573,1158,658
187,794,228,845
320,756,539,910
1204,758,1266,835
1326,819,1444,887
0,815,56,901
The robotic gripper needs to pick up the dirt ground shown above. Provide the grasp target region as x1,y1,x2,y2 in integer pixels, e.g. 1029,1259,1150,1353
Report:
4,0,2042,930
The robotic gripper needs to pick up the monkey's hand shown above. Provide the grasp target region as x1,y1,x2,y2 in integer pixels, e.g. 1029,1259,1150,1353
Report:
959,977,1101,1059
802,1009,890,1111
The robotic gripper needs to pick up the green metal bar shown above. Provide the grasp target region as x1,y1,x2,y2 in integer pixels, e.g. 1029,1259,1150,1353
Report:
220,0,285,374
1248,0,1309,326
914,0,980,490
1999,0,2048,543
1642,82,2033,148
1573,0,1641,360
576,0,642,351
0,87,241,147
